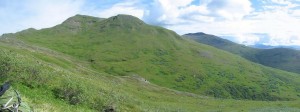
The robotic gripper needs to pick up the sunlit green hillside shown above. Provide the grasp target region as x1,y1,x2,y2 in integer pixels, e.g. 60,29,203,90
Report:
184,32,300,74
0,14,300,111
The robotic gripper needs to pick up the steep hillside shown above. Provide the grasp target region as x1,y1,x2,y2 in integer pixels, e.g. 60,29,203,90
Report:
1,38,299,111
184,32,300,74
2,15,300,102
256,48,300,73
183,32,260,62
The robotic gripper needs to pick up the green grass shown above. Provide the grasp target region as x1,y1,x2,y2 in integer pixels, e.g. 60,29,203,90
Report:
256,48,300,73
0,43,300,111
0,14,300,111
184,32,300,74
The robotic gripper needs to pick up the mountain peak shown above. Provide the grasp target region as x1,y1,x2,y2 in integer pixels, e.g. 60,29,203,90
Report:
104,14,145,27
62,14,104,27
60,14,146,32
110,14,144,22
65,14,103,22
59,14,105,33
185,32,207,36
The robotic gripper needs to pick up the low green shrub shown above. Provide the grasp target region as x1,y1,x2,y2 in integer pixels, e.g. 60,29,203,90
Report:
53,82,85,105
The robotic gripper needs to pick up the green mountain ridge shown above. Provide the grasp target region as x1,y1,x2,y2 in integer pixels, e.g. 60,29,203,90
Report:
1,14,300,111
184,32,300,74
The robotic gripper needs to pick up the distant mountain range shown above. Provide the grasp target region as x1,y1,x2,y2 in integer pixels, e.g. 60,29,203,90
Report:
184,32,300,74
250,44,300,50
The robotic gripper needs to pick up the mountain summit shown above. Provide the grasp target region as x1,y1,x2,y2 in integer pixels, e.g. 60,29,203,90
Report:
59,14,146,34
105,14,145,26
62,14,104,25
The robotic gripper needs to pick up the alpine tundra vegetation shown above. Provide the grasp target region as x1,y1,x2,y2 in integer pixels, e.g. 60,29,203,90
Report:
0,14,300,111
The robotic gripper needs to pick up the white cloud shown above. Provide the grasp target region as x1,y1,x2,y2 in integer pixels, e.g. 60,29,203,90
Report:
143,0,252,25
0,0,84,34
247,9,300,45
143,0,196,25
24,0,84,28
160,0,194,7
95,1,144,19
271,0,291,4
229,34,260,45
1,0,300,46
206,0,253,20
152,0,300,46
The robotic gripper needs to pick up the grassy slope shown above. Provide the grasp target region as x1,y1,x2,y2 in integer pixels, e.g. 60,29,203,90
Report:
183,32,260,62
4,15,300,101
184,32,300,74
1,32,300,112
256,48,300,73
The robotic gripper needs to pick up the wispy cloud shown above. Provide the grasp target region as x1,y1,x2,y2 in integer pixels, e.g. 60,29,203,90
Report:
95,1,144,19
0,0,84,34
142,0,300,46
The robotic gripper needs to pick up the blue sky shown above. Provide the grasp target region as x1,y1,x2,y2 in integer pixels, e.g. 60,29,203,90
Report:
0,0,300,46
